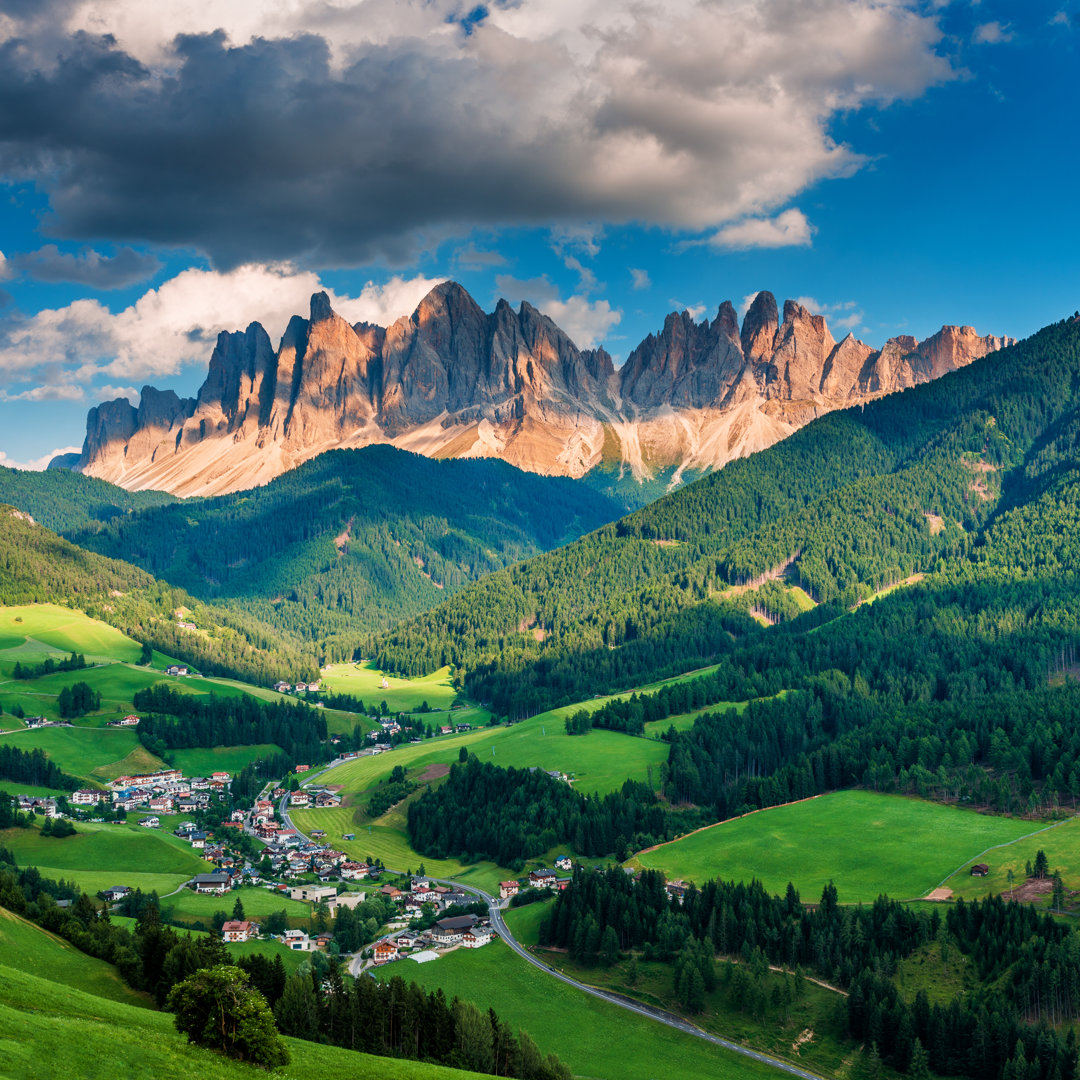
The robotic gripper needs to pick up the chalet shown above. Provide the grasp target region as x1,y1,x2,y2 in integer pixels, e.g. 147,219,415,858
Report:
139,816,160,829
189,831,207,849
395,932,418,950
315,933,334,950
101,886,131,903
177,620,197,631
174,821,197,835
971,863,990,877
289,884,338,904
432,914,478,945
373,941,398,964
294,764,310,773
221,920,257,943
165,665,189,676
554,855,572,872
341,862,369,881
289,791,310,807
439,726,453,735
71,789,101,806
189,777,210,790
462,928,491,949
314,791,341,808
379,885,403,901
528,869,558,889
499,881,520,900
274,682,292,693
212,772,231,783
191,873,231,895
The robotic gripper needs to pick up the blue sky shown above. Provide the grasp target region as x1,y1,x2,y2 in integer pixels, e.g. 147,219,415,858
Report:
0,0,1076,467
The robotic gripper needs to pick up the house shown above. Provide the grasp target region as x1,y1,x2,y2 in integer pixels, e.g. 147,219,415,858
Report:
373,941,398,964
432,914,479,945
314,791,341,808
395,932,418,950
148,796,174,813
117,715,140,726
665,880,689,904
212,772,231,783
191,873,231,895
499,880,520,900
315,932,334,950
71,789,101,806
288,790,310,807
139,816,160,829
554,855,572,872
439,726,453,735
100,886,131,903
221,920,257,943
528,869,558,889
274,682,292,693
288,884,338,904
189,831,207,849
294,764,310,773
379,885,403,901
165,665,189,676
341,862,369,881
971,863,990,877
177,620,197,631
281,929,312,951
462,928,492,948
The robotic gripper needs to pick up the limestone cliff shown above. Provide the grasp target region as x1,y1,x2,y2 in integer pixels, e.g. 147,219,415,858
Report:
69,284,1013,497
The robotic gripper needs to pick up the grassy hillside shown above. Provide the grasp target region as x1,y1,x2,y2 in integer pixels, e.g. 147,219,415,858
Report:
631,790,1037,902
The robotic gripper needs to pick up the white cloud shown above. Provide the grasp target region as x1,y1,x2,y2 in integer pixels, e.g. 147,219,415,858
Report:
670,300,707,320
1050,11,1070,27
793,296,864,332
0,445,81,471
0,251,10,281
973,21,1014,44
494,274,620,347
711,209,814,250
0,264,445,387
0,1,958,265
630,268,651,291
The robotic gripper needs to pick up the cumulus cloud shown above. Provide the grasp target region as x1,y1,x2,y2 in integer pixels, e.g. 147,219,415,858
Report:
8,245,162,288
710,208,815,250
973,21,1014,44
630,268,651,291
0,445,82,471
0,263,445,394
793,296,864,332
0,1,956,266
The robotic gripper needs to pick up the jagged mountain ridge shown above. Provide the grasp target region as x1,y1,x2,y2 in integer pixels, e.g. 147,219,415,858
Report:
66,282,1013,497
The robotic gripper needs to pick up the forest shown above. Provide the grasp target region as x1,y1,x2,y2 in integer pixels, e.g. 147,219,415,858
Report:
133,684,328,763
540,866,1080,1080
0,744,78,791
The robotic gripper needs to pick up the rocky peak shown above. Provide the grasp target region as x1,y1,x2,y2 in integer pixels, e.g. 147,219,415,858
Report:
309,291,335,324
764,299,837,402
741,291,779,362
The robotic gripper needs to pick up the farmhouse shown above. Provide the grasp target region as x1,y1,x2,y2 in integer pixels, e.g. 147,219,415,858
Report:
191,873,231,895
100,886,131,903
971,863,990,877
462,928,491,949
554,855,573,872
289,791,310,807
165,665,189,676
373,941,398,964
221,920,257,943
665,880,690,904
499,881,520,899
432,914,479,945
274,682,292,693
528,869,558,889
139,816,160,829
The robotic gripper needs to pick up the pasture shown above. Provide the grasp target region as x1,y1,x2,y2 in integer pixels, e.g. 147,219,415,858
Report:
0,906,153,1009
321,661,460,712
170,744,282,777
378,938,782,1080
0,819,210,895
632,790,1036,903
0,604,142,664
159,885,310,926
2,725,151,781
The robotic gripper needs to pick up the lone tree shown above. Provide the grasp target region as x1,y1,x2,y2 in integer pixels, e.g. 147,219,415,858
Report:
166,965,289,1069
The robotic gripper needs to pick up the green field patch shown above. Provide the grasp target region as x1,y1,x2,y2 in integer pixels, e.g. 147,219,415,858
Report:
322,661,460,712
170,744,283,777
160,885,310,927
379,938,781,1080
944,814,1080,903
0,821,210,880
0,780,73,798
501,895,557,946
0,604,142,663
90,743,168,781
226,936,311,974
0,906,153,1009
633,790,1035,903
3,725,147,779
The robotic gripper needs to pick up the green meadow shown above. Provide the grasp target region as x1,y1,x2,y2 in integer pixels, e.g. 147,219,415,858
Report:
170,744,282,777
633,790,1037,903
945,814,1080,902
321,660,460,711
0,604,143,663
2,725,152,781
160,885,310,926
379,938,782,1080
0,949,492,1080
0,905,152,1009
0,819,210,895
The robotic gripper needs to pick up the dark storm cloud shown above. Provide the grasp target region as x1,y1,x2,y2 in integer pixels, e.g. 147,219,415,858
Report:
0,4,955,268
9,244,162,287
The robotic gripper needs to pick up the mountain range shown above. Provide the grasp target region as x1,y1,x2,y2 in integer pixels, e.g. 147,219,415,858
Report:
60,282,1012,498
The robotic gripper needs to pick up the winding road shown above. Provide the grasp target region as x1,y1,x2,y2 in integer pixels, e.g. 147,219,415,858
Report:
279,781,828,1080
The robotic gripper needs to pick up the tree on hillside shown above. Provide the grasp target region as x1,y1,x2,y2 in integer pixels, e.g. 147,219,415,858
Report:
166,965,288,1068
273,973,320,1040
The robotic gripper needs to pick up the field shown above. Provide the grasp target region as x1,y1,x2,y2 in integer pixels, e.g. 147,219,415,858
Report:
0,953,493,1080
159,885,310,927
0,604,143,664
944,814,1080,903
379,938,784,1080
632,790,1038,903
0,819,211,895
321,660,460,712
169,744,282,777
2,725,152,782
0,905,152,1009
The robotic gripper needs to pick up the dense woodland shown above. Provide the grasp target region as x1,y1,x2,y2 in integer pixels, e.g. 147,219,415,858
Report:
406,758,703,868
0,744,78,791
371,319,1080,718
133,684,328,764
542,867,1080,1080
